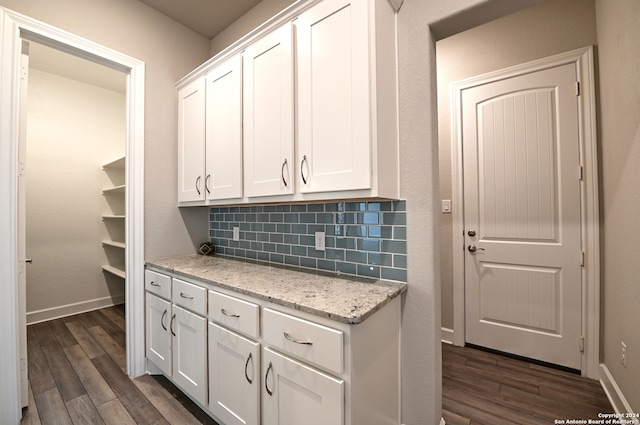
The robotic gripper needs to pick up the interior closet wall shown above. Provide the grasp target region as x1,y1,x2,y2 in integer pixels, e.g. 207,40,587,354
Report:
25,66,126,322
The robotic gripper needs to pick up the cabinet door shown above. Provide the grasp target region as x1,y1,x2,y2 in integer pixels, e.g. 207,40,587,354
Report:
172,305,207,405
205,55,243,200
243,23,294,197
146,292,172,375
209,322,260,425
262,347,344,425
296,0,371,194
178,78,206,203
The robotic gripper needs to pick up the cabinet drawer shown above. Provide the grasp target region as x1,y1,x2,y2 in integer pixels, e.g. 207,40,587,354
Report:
263,308,343,374
172,278,207,315
209,291,260,339
145,270,171,299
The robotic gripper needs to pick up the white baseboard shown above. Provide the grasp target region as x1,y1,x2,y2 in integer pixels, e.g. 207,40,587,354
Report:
26,293,125,325
600,364,639,424
441,327,454,345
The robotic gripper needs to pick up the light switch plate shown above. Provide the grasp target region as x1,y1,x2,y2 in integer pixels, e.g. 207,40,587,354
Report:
442,200,452,214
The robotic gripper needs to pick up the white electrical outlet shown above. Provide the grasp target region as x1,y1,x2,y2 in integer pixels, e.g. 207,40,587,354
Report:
621,341,627,368
233,226,240,242
315,231,325,251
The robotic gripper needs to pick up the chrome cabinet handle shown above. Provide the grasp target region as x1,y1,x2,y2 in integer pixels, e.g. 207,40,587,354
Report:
300,155,308,185
149,281,161,287
161,309,167,331
244,352,253,384
265,361,274,396
170,314,176,336
195,176,201,195
180,292,193,299
468,245,485,253
205,174,211,195
284,332,313,345
221,308,240,318
281,159,288,187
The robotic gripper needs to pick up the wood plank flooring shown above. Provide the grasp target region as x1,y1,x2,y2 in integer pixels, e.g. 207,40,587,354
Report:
22,306,615,425
442,343,614,425
21,305,218,425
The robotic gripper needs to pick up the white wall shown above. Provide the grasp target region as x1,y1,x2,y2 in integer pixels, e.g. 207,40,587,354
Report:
25,68,125,321
595,0,640,412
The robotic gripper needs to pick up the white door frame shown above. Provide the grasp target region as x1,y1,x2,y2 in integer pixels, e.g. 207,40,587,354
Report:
450,46,600,378
0,8,145,421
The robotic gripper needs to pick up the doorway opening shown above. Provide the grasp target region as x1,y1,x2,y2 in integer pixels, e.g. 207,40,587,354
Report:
0,8,145,421
435,0,599,378
23,41,128,324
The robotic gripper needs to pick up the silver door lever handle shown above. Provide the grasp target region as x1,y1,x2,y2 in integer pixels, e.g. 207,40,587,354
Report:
468,245,485,253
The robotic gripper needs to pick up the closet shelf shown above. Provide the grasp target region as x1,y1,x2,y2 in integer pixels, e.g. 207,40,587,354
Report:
102,185,125,195
102,240,125,249
102,265,125,279
103,156,125,169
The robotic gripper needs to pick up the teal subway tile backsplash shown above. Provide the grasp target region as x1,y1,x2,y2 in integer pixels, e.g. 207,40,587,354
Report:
209,200,407,282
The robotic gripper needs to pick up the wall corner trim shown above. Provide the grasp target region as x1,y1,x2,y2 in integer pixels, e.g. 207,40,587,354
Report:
599,364,639,423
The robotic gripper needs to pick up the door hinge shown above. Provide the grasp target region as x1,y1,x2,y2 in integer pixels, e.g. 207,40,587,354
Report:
575,81,580,96
578,165,583,181
580,251,585,267
579,336,585,352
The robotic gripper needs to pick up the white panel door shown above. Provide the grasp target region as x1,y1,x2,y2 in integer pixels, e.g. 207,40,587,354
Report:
172,305,207,405
178,78,206,203
146,292,172,375
208,322,260,425
262,347,344,425
296,0,371,194
206,54,243,200
462,62,583,370
243,23,294,197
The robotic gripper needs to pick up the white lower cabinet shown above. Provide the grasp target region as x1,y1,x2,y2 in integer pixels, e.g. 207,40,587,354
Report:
172,305,207,405
146,267,400,425
145,292,171,375
145,272,207,407
262,347,344,425
208,322,260,425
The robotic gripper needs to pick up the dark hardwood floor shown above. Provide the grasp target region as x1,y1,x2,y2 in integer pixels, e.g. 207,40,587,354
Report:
20,304,218,425
21,305,614,425
442,342,614,425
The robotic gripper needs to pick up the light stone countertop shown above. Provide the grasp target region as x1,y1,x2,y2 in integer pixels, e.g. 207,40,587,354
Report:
145,254,407,324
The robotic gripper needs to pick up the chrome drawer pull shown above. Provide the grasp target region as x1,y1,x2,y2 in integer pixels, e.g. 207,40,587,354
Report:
179,292,193,299
149,281,161,287
221,308,240,318
284,332,313,346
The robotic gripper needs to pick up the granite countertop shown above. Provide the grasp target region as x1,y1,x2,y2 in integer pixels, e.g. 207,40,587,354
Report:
146,254,407,324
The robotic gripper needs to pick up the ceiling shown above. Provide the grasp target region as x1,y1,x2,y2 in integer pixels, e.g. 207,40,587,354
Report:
138,0,264,39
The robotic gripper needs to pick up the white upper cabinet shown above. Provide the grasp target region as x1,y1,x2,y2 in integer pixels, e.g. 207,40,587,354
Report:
295,0,398,198
205,54,243,201
243,23,294,198
176,0,399,205
177,78,206,203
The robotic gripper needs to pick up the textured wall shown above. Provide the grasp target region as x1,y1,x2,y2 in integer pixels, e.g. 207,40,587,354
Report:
595,0,640,412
